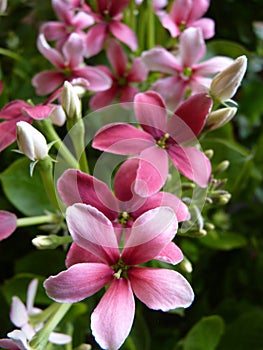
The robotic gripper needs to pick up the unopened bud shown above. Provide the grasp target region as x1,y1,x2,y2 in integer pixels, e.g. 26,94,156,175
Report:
32,234,72,249
16,121,48,161
206,107,237,131
62,81,81,121
204,149,214,159
76,345,92,350
219,193,231,205
49,105,66,126
205,222,215,231
215,160,230,174
0,0,7,14
198,228,207,237
210,55,247,102
180,256,193,273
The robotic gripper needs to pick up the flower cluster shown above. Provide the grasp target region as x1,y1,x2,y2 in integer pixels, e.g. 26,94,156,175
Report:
0,1,248,350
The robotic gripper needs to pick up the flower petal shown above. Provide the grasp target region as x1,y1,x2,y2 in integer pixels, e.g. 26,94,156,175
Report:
62,33,85,67
107,38,127,76
142,47,181,74
155,242,184,264
37,33,64,69
91,279,135,350
10,297,28,327
22,105,54,120
6,330,29,350
48,332,72,345
122,207,178,265
74,66,112,91
188,0,210,22
168,145,211,187
89,86,119,110
191,18,215,39
0,211,17,241
128,57,148,82
44,263,113,303
109,21,138,51
26,279,38,314
92,123,153,154
129,267,194,310
179,27,206,67
58,169,118,220
66,203,119,264
134,91,168,138
85,23,107,58
32,71,64,96
66,242,103,267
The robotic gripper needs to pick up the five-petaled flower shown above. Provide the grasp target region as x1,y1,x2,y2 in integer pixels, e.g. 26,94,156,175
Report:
93,90,212,196
44,204,194,350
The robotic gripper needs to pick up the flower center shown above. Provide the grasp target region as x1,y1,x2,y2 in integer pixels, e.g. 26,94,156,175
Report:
182,67,193,78
64,66,72,78
156,133,170,149
117,211,131,226
179,21,186,32
112,259,129,279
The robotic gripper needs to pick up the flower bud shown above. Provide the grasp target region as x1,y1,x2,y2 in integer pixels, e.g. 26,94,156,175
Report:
61,81,81,121
49,105,66,126
215,160,230,174
16,121,48,161
210,55,247,102
0,0,7,14
32,235,60,249
205,107,237,131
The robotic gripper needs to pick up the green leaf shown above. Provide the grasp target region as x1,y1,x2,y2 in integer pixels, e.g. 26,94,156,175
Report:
207,40,250,58
199,231,247,250
0,157,54,216
182,315,225,350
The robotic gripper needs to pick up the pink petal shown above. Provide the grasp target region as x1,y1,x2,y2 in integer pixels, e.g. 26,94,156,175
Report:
155,242,184,264
188,0,210,22
41,22,68,42
44,263,113,302
170,0,192,23
128,57,148,82
26,279,38,314
114,158,139,201
134,91,168,138
0,100,30,120
32,71,64,96
159,13,180,37
10,297,28,327
37,34,64,69
109,21,138,51
6,330,29,350
72,11,95,29
92,123,154,154
107,38,127,76
66,242,103,267
58,169,118,220
89,87,119,110
22,105,54,120
135,146,168,197
0,211,17,241
191,18,215,39
109,0,130,16
0,338,19,349
62,33,85,67
74,66,112,91
168,92,212,142
179,27,206,67
0,120,18,152
168,145,211,187
119,85,138,104
129,267,194,310
91,279,135,350
66,204,120,264
85,23,107,58
52,0,72,23
142,47,181,74
195,56,233,76
122,207,178,265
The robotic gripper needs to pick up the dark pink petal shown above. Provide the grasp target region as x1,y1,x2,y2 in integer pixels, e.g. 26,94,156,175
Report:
109,21,138,51
128,57,148,82
0,120,18,152
22,105,54,120
91,278,135,350
89,87,119,110
0,338,19,349
58,169,118,220
129,266,194,310
122,207,178,265
179,27,206,67
85,23,107,58
37,34,64,69
195,56,233,76
32,71,64,95
0,211,17,241
170,0,191,23
142,47,181,74
191,18,215,39
1,330,28,350
168,145,211,187
44,263,113,303
0,100,30,120
74,66,112,91
155,242,184,264
109,0,130,16
188,0,210,22
114,158,139,201
66,204,120,264
62,33,85,67
93,123,154,154
119,85,138,104
134,91,167,138
66,243,103,267
107,38,127,76
168,93,212,142
135,146,168,197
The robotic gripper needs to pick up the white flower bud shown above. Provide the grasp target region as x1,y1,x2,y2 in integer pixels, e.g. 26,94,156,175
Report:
16,121,48,161
205,107,237,131
210,55,247,102
0,0,7,13
49,105,66,126
61,81,81,120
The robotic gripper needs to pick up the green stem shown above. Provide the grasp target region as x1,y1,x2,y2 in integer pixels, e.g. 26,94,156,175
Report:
30,303,72,350
17,214,57,227
147,0,155,49
36,119,79,169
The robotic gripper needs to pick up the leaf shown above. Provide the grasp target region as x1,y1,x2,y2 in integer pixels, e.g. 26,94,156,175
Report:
199,231,247,250
182,315,225,350
0,157,54,216
207,40,250,59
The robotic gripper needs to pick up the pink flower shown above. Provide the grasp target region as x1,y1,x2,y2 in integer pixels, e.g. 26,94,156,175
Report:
0,210,17,241
90,39,148,110
93,91,212,195
85,0,138,57
44,204,194,350
32,33,112,96
0,279,71,349
142,27,233,110
0,100,53,152
41,0,94,50
158,0,215,39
